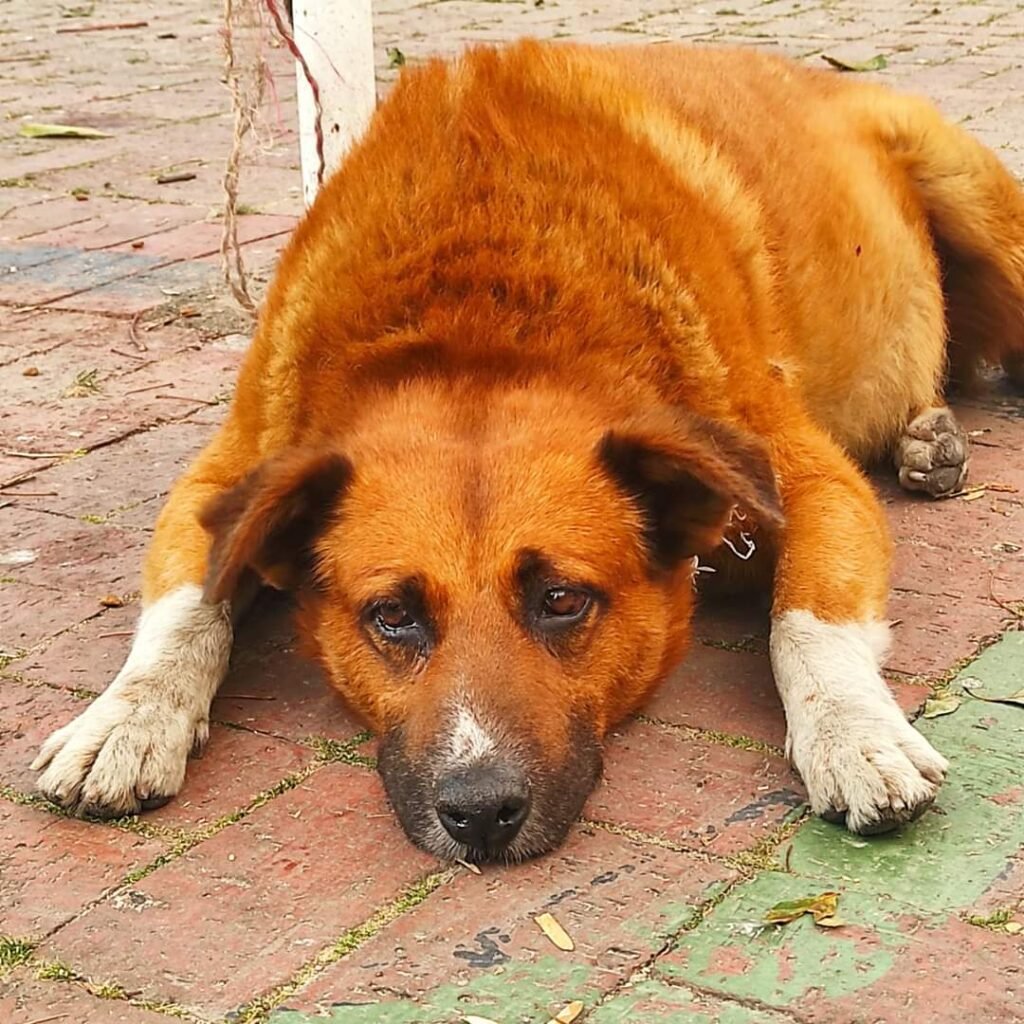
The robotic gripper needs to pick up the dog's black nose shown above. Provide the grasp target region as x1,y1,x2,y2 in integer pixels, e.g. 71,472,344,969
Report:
435,765,530,854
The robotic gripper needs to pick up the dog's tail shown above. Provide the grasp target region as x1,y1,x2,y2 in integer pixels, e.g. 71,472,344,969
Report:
866,91,1024,389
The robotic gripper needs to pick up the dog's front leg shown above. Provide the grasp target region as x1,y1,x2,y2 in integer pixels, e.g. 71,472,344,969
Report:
766,422,948,834
32,425,254,818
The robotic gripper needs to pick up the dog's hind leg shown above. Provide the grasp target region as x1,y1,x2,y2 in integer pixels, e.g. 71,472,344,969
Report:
869,91,1024,390
31,420,258,818
766,416,947,835
855,92,1024,495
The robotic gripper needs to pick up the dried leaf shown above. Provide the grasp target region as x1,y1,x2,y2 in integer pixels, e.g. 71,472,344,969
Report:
19,121,111,139
534,911,575,951
387,46,406,69
814,914,848,928
99,594,124,608
821,53,887,73
764,891,844,928
463,1017,502,1024
923,693,962,719
455,857,482,875
963,679,1024,709
548,1001,585,1024
1005,921,1023,935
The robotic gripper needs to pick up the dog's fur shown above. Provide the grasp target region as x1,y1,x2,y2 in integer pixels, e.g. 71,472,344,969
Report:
33,42,1024,860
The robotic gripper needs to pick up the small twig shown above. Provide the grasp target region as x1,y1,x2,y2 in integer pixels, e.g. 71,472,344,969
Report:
0,468,39,488
56,20,148,33
156,171,198,184
0,53,48,63
0,490,57,497
220,693,277,701
947,481,1019,500
98,630,133,639
24,1013,70,1024
155,393,218,405
128,310,148,352
2,449,74,459
110,346,146,361
124,381,174,396
988,572,1024,622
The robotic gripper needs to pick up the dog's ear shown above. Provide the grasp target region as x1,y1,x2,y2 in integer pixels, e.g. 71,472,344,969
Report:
199,450,352,603
600,408,784,571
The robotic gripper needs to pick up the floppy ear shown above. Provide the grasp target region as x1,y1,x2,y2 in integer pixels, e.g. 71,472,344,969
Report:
199,450,351,603
600,408,784,571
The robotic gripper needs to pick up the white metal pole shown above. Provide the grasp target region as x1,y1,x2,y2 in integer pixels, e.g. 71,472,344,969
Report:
292,0,376,208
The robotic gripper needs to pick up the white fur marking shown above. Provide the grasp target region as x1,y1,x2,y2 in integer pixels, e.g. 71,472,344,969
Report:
448,704,497,764
770,610,947,832
32,584,233,815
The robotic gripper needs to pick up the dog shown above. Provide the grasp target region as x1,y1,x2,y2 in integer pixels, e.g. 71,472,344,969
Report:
32,41,1024,862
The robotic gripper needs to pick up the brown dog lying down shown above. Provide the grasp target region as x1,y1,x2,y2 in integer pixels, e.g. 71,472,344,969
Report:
33,42,1024,862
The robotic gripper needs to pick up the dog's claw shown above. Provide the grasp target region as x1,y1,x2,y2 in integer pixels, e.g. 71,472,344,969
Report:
821,794,934,835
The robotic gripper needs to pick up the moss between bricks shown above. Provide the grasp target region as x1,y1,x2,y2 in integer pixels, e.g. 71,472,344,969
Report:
0,936,34,973
35,959,76,981
34,958,199,1022
233,869,454,1024
635,714,784,758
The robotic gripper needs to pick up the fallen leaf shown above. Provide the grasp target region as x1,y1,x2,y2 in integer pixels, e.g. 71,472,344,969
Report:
19,121,111,139
455,857,482,875
923,693,962,719
22,366,40,377
387,46,406,68
963,679,1024,709
821,53,887,72
962,490,987,502
764,891,844,928
535,911,575,951
548,1001,585,1023
1005,922,1023,935
99,594,124,608
463,1017,502,1024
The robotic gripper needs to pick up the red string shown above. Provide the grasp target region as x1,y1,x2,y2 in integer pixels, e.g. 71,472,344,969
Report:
264,0,325,187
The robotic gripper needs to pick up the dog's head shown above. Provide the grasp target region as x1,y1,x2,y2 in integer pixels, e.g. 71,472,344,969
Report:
201,381,781,862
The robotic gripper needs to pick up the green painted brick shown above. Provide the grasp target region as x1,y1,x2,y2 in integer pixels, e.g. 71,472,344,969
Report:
271,960,599,1024
589,979,792,1022
651,633,1024,1012
657,870,913,1006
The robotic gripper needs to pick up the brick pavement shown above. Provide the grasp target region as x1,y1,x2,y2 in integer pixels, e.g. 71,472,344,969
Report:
1,1,1023,1022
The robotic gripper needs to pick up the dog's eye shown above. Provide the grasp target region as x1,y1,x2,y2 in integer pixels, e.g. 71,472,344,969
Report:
540,587,591,621
374,599,416,634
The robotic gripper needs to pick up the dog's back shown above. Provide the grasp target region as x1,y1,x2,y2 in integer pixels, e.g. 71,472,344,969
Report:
258,41,1023,463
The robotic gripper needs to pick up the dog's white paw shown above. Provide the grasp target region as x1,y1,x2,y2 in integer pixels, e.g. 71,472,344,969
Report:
895,406,969,498
771,610,948,835
788,703,947,834
31,584,232,819
32,683,208,818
